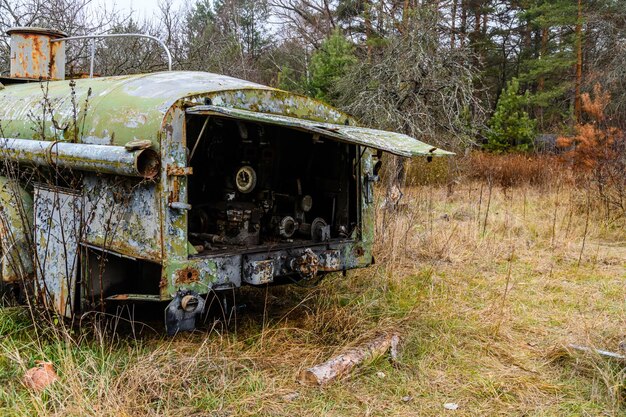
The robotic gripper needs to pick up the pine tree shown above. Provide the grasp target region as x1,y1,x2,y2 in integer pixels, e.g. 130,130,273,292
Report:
308,30,358,103
486,78,537,152
516,0,580,129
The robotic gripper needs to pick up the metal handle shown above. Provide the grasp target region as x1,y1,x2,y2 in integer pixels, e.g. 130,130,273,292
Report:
52,33,173,77
169,202,192,211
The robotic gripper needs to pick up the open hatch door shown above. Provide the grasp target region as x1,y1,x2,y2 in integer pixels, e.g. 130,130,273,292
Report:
186,105,454,157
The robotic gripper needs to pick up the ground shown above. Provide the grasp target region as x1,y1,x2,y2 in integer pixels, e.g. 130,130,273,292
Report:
0,180,624,416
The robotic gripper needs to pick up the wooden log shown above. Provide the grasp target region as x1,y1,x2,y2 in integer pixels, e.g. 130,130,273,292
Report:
299,333,400,386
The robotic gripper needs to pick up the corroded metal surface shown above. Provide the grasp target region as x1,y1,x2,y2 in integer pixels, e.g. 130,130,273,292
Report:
175,267,200,285
290,249,320,279
318,250,342,272
33,185,82,317
242,258,274,285
83,175,161,261
0,177,34,282
0,138,159,178
0,71,350,151
187,105,454,157
7,27,66,80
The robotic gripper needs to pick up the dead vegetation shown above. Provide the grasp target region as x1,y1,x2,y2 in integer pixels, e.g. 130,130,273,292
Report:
0,164,624,416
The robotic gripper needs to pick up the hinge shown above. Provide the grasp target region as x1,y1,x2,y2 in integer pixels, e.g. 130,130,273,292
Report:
167,164,193,176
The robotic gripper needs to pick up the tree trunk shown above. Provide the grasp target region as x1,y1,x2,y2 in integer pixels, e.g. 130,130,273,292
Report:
403,0,411,31
460,0,467,46
299,333,400,386
538,26,549,127
574,0,583,123
364,0,373,59
451,0,457,48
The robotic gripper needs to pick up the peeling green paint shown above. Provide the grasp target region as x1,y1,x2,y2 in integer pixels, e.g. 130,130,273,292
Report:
0,71,355,150
0,176,34,282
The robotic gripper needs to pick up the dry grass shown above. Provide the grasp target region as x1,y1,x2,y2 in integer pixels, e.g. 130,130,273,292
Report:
0,178,624,416
462,152,562,188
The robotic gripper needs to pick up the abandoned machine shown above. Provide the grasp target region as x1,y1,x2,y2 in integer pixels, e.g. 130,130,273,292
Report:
0,28,451,333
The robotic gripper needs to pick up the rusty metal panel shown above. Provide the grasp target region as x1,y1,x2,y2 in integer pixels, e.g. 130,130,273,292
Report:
242,258,275,285
7,27,66,80
34,185,82,317
82,175,161,261
318,250,342,271
186,105,454,157
0,177,34,282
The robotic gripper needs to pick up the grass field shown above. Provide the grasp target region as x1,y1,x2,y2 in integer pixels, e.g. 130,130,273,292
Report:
0,178,624,416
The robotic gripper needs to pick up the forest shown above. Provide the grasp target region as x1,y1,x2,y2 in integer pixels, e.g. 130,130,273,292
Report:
1,0,625,150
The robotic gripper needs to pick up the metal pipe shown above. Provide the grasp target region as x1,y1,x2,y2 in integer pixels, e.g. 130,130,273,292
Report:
52,33,173,75
89,37,96,78
0,138,159,179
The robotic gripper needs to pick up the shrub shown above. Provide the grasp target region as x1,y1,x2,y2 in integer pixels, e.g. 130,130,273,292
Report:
557,83,625,219
464,152,559,188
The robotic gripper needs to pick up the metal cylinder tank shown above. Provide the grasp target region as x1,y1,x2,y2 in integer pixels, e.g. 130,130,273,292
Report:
6,27,66,80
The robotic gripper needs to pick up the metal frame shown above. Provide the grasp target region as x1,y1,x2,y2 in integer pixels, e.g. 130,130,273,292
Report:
52,33,173,77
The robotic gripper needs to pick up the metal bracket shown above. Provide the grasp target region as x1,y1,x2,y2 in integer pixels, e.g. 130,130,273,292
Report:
165,290,205,336
167,164,193,176
169,201,192,211
364,173,379,204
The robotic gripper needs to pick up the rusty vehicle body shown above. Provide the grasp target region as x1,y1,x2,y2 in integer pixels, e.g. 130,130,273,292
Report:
0,28,451,333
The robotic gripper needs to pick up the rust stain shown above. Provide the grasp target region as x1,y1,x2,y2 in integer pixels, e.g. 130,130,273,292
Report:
175,267,200,285
108,294,129,300
169,177,180,204
318,250,342,271
50,40,63,79
31,34,43,57
166,164,193,176
8,30,65,80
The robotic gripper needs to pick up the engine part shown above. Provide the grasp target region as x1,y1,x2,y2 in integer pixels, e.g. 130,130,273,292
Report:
165,290,205,335
190,232,226,244
299,195,313,212
290,248,320,279
298,222,312,236
235,165,257,194
278,216,297,238
210,203,262,246
181,294,200,312
311,217,331,242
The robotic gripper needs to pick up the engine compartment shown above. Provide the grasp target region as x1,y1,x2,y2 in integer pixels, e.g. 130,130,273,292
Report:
186,115,359,255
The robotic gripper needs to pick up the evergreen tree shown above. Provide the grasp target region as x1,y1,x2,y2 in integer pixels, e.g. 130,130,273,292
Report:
308,30,358,103
486,78,537,152
516,0,580,129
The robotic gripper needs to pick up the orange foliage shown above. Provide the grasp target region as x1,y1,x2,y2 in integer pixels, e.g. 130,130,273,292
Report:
23,361,58,391
466,152,559,188
557,84,623,169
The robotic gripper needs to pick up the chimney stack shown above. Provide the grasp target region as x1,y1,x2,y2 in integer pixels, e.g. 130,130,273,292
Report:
6,27,66,81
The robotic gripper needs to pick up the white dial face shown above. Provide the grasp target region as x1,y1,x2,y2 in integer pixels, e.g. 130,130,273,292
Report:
235,165,257,193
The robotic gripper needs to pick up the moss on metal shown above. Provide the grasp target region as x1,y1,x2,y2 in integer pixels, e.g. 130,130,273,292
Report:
0,71,356,150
